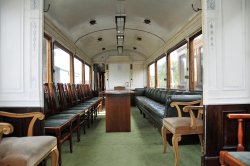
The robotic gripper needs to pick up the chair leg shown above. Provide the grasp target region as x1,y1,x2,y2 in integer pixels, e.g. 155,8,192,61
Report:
50,146,59,166
161,126,167,153
198,134,204,153
77,125,80,142
172,134,181,166
56,136,62,166
69,134,73,153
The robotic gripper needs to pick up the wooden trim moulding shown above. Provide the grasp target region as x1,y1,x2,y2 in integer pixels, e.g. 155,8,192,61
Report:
0,107,44,137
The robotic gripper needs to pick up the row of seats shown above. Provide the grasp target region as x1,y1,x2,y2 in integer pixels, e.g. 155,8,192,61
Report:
43,83,102,166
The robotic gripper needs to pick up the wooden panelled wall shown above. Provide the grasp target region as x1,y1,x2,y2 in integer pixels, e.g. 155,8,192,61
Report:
203,104,250,165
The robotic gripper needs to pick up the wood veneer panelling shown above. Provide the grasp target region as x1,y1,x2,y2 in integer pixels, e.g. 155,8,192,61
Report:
105,94,131,132
0,107,44,137
203,104,250,166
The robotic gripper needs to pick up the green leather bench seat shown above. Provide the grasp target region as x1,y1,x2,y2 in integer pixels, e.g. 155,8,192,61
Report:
135,88,202,128
136,96,165,119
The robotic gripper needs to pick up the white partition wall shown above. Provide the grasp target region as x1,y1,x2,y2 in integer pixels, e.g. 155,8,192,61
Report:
203,0,250,105
0,0,43,107
105,63,145,90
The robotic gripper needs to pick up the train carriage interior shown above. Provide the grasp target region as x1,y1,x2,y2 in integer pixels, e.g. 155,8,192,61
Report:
0,0,250,166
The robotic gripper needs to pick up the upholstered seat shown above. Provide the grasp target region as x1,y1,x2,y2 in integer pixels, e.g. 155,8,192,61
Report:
162,117,203,135
161,100,203,166
0,111,59,166
0,136,57,166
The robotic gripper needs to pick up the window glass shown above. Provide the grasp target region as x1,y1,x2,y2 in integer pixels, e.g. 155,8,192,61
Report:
149,63,155,88
193,34,203,90
84,64,90,84
74,58,82,84
53,45,70,83
157,56,166,88
169,43,188,90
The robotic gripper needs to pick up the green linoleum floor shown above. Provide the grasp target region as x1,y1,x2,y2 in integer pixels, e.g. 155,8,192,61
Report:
54,107,201,166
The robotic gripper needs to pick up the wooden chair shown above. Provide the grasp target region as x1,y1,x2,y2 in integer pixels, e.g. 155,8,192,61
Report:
161,100,203,166
220,114,250,166
0,111,59,166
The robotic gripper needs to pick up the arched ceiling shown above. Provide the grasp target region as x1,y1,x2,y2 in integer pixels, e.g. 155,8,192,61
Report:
45,0,198,62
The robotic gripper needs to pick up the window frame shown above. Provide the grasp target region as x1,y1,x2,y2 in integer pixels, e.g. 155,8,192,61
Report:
52,41,73,84
167,40,188,90
147,61,156,88
43,33,52,83
189,30,203,91
156,53,167,88
73,55,84,84
84,63,92,87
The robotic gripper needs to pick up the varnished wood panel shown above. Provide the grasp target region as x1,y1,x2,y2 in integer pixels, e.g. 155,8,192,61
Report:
203,104,250,166
105,94,131,132
0,107,44,137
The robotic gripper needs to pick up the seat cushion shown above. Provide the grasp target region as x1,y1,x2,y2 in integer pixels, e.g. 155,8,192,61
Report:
163,117,203,135
44,119,69,128
0,136,56,166
136,96,165,118
228,152,250,165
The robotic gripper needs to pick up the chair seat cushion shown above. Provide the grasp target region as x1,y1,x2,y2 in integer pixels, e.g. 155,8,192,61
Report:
47,114,77,120
63,109,86,115
0,136,56,166
44,119,69,128
163,117,203,135
228,152,250,165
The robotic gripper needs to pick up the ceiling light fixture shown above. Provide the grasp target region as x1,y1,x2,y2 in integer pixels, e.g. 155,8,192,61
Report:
115,16,126,34
89,19,96,25
97,37,103,41
117,35,124,46
115,15,126,55
144,19,151,24
117,46,123,55
137,37,142,41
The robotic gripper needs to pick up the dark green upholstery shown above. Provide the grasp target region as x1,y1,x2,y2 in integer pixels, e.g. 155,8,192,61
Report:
135,88,202,128
47,114,76,120
228,152,250,166
44,119,69,128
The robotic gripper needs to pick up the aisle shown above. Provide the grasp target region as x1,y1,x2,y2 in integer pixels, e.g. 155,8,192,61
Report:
60,107,201,166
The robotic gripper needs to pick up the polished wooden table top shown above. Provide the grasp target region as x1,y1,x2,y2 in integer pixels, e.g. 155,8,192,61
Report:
100,90,134,95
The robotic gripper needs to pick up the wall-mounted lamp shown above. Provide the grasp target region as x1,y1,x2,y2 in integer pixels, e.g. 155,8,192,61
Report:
117,46,123,55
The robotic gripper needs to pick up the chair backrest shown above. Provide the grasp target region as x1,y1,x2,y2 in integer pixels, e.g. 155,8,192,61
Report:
57,83,70,109
114,86,125,90
49,83,64,113
227,114,250,151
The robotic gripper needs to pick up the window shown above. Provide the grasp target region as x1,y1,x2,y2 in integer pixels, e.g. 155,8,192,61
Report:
74,57,82,84
148,63,155,88
192,34,203,90
169,43,188,90
42,35,52,83
84,64,90,84
156,56,166,88
53,43,71,83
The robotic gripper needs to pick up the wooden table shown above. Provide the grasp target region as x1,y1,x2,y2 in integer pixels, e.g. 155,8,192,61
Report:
101,90,134,132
